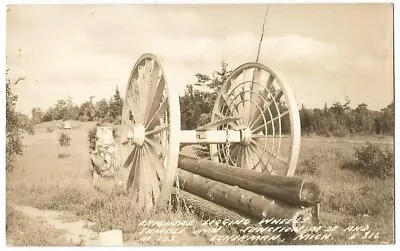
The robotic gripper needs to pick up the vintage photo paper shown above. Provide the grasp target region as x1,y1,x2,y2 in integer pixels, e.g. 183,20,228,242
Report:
4,3,395,246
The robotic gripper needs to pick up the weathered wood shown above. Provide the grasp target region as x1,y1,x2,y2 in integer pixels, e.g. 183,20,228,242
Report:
177,169,317,233
172,188,245,220
178,154,320,206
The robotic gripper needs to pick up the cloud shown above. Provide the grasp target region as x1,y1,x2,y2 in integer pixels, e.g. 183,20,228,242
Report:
6,5,392,114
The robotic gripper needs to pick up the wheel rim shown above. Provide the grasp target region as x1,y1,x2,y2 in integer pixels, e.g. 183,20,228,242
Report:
121,53,180,211
210,63,301,176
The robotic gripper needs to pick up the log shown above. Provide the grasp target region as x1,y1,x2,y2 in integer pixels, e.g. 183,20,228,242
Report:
178,154,320,206
177,169,317,233
172,188,245,220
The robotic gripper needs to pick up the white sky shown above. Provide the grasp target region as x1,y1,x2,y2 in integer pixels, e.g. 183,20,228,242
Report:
6,3,393,115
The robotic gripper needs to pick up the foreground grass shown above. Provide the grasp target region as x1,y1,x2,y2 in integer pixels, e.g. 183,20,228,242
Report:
6,205,72,246
293,139,394,244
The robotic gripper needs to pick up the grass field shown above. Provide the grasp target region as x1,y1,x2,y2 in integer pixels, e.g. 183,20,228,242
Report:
6,121,394,245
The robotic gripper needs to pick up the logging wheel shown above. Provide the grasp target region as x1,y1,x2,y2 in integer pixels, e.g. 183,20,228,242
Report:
120,53,180,211
210,63,301,176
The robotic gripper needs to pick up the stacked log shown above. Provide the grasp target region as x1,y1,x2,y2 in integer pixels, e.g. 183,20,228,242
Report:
176,154,321,234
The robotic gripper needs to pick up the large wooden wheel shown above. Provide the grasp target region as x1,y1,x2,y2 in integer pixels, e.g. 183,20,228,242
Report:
210,63,301,176
120,53,180,211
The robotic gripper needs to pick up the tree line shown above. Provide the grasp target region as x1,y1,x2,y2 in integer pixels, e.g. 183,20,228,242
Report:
6,64,394,171
299,100,394,137
23,62,394,137
27,86,124,125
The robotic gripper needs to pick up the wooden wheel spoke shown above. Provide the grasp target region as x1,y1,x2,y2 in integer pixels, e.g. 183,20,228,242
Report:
137,150,145,209
248,144,276,174
228,145,240,162
123,146,137,168
126,92,142,123
248,144,267,171
249,68,262,123
146,97,169,130
235,146,244,167
231,78,244,115
144,63,162,123
248,74,274,126
252,110,289,134
249,89,284,130
251,139,287,165
242,69,252,125
145,76,165,125
144,141,166,180
243,147,254,170
127,148,140,189
146,124,169,137
145,137,168,158
221,93,240,118
142,144,160,209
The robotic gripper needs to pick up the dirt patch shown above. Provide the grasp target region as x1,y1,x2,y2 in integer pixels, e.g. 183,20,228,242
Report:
9,203,100,246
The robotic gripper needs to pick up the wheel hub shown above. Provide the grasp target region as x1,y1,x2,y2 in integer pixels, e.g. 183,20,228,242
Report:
241,127,252,145
127,124,146,147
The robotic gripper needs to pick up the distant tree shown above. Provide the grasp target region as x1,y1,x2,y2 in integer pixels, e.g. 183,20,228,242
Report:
6,70,24,171
354,103,373,134
79,97,96,122
95,98,110,120
379,102,394,135
109,86,124,121
299,104,313,135
31,107,43,124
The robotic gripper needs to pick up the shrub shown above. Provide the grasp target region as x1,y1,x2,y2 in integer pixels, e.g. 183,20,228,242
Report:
58,132,71,147
88,127,97,151
6,72,24,171
341,143,393,179
47,127,54,133
26,122,35,135
298,156,320,175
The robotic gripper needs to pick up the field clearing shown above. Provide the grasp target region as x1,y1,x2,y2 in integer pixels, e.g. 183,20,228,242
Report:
6,121,394,245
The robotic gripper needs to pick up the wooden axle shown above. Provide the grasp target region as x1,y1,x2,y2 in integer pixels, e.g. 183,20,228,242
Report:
180,129,244,144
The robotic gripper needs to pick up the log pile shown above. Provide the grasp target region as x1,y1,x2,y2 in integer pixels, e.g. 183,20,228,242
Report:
176,154,321,234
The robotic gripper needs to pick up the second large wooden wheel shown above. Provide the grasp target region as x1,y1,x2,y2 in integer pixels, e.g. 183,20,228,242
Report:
120,53,180,211
210,63,301,176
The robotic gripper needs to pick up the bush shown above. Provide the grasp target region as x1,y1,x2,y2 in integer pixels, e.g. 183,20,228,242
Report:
47,127,54,133
298,156,320,175
341,143,393,179
26,122,35,135
58,132,71,147
6,71,24,171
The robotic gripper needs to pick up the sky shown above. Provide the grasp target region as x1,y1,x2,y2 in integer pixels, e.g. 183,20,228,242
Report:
5,3,394,115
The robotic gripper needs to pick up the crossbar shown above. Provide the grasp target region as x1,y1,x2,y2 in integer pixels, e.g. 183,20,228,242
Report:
180,130,242,144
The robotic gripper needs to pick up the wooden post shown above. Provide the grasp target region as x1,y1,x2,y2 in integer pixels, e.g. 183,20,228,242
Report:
178,154,320,206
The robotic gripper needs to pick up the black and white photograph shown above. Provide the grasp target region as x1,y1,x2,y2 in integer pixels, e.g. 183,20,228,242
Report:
4,2,395,246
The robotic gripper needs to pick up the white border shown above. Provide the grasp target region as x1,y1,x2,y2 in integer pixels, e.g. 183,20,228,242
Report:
0,1,397,251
